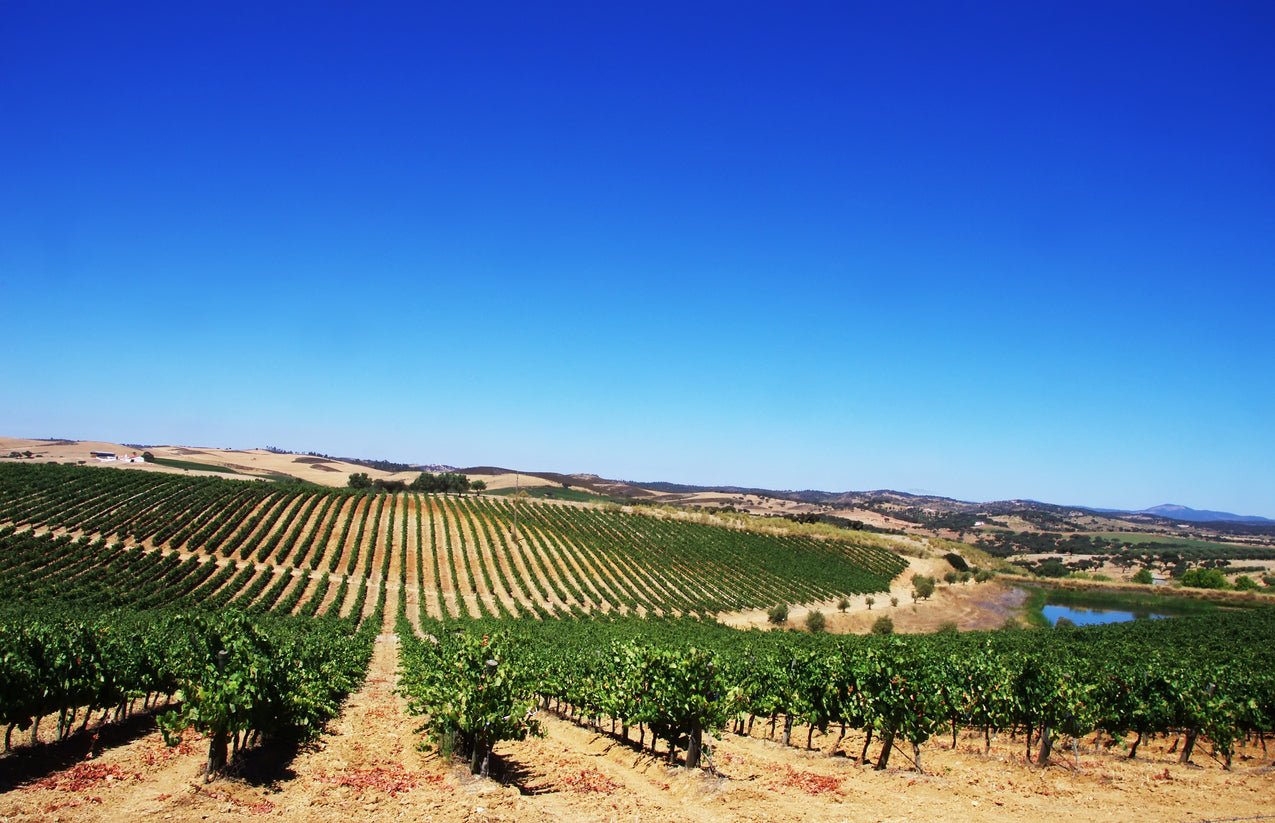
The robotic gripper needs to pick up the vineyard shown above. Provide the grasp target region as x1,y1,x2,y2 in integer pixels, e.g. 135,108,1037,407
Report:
2,462,1273,821
0,462,905,622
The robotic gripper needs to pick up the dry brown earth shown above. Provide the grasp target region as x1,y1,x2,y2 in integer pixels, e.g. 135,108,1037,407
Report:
3,635,1269,823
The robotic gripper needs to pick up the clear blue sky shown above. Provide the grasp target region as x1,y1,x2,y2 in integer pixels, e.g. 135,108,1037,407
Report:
3,2,1273,516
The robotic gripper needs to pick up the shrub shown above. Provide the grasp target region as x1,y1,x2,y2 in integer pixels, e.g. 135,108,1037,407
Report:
805,610,827,633
1234,575,1259,591
1180,567,1228,590
912,575,935,601
890,596,899,608
974,569,994,583
936,621,958,634
767,603,789,625
1131,568,1153,585
870,615,894,635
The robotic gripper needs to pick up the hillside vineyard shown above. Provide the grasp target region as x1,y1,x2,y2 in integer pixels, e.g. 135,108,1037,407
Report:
1,461,1272,784
0,463,905,621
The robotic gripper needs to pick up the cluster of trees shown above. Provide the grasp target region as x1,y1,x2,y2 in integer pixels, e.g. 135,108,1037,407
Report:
347,471,485,494
882,508,986,532
1179,567,1272,591
412,471,480,493
979,531,1118,558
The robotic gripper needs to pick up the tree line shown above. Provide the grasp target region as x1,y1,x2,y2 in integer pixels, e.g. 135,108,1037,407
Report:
348,470,485,494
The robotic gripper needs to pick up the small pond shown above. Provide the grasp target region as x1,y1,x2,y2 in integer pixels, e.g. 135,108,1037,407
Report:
1041,603,1169,627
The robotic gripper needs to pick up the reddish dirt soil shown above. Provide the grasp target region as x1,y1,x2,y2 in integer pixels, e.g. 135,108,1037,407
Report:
4,631,1270,823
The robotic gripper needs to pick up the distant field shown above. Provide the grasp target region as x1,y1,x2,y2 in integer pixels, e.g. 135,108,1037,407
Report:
149,456,242,474
1087,531,1252,550
488,485,625,505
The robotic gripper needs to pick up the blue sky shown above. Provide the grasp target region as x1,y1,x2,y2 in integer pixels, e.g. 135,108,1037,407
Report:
3,2,1273,515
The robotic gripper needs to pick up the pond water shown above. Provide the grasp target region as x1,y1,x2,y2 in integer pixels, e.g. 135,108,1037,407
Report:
1041,603,1170,627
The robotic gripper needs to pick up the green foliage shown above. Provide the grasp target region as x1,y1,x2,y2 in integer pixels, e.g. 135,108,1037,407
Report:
1180,567,1229,589
398,629,540,775
767,603,789,625
1030,558,1069,578
837,596,850,612
1131,567,1154,585
411,471,472,494
871,615,894,635
0,604,370,776
805,610,826,633
1233,575,1259,591
156,611,369,772
347,472,372,489
912,575,936,601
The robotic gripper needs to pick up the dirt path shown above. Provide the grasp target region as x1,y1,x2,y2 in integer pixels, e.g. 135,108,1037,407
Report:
4,650,1271,822
402,495,423,634
418,496,445,621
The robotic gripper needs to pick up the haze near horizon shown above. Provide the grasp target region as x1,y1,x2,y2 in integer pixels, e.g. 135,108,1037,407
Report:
2,2,1272,517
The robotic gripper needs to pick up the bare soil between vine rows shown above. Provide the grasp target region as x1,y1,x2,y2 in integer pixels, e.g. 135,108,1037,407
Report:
2,631,1269,823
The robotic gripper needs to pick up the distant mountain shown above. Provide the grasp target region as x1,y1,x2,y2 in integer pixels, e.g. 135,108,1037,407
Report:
1135,504,1273,524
